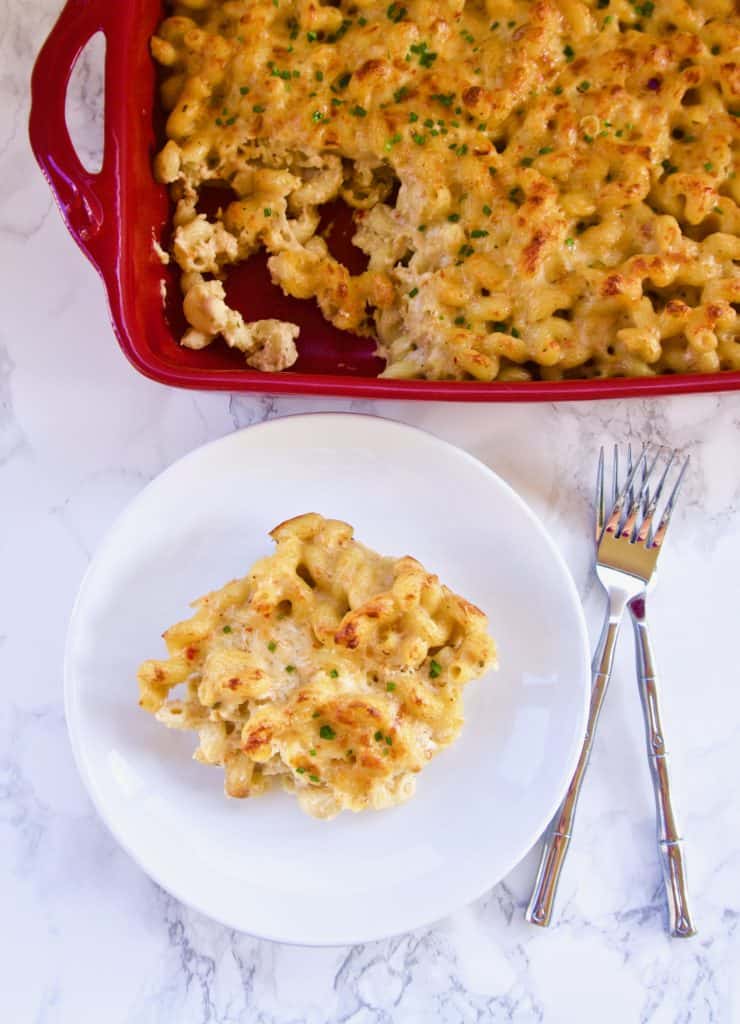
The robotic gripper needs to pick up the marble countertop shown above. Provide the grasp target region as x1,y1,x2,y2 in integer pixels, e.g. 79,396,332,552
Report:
3,3,739,1020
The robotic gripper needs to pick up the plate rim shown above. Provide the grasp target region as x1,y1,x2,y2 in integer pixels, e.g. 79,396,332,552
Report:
64,412,591,945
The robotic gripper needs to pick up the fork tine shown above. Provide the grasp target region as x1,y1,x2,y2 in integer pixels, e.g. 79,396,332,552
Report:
604,447,648,536
622,445,658,539
595,447,605,541
612,444,619,507
636,450,676,544
651,456,689,549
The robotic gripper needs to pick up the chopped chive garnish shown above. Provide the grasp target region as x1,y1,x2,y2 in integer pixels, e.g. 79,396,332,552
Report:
268,640,276,651
704,162,714,172
565,237,575,248
408,111,419,122
387,682,397,691
263,207,272,216
385,735,393,745
408,287,419,297
431,93,454,107
577,81,590,92
564,45,575,61
447,213,461,222
374,730,383,741
252,104,265,113
661,160,678,175
222,625,232,633
471,229,488,238
429,659,442,678
315,70,324,81
311,110,324,122
307,30,317,41
454,315,466,325
296,767,305,773
285,664,296,673
482,204,492,215
309,774,320,783
394,86,409,103
319,725,336,740
350,105,367,117
387,2,407,21
520,157,533,167
539,146,553,154
309,748,316,756
239,86,250,95
329,668,339,678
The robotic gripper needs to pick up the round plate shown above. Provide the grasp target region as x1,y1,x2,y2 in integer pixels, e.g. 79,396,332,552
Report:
65,414,589,945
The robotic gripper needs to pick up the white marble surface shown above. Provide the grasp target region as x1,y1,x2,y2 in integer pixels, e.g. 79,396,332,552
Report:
3,3,740,1020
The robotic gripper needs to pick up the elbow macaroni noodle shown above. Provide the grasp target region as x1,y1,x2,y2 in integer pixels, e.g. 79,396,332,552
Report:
137,514,497,819
152,0,739,381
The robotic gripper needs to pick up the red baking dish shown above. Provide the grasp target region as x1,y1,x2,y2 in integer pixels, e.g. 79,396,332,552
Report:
29,0,740,401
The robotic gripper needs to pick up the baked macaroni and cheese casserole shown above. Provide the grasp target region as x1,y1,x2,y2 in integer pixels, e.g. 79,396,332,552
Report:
138,514,497,818
152,0,739,381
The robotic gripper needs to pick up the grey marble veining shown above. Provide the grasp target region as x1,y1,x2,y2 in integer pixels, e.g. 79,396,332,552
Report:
2,2,739,1021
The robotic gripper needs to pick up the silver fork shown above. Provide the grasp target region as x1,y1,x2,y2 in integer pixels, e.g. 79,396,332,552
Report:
526,445,696,937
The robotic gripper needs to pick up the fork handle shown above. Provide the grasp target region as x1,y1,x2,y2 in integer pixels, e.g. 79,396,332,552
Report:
629,597,697,938
526,597,625,927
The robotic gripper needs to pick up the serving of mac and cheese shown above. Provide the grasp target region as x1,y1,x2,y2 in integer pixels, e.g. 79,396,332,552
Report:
137,514,497,819
152,0,739,381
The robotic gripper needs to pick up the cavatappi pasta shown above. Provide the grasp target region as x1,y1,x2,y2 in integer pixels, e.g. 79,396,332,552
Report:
152,0,739,381
137,514,497,819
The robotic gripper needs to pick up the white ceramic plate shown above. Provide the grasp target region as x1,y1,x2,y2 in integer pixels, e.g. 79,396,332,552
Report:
65,413,589,945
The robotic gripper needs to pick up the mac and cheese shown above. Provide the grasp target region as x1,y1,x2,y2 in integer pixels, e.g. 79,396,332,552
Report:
152,0,739,380
138,514,497,818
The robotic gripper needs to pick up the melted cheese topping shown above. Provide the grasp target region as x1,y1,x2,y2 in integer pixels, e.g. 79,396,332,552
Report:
152,0,739,380
137,514,497,819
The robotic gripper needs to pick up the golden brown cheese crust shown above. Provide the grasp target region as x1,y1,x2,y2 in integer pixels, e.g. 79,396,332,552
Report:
152,0,739,380
137,513,497,819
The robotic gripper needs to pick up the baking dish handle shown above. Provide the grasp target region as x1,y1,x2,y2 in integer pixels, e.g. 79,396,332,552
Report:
29,0,117,273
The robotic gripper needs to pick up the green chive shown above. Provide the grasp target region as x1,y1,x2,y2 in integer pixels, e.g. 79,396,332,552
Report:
564,45,575,61
482,204,492,215
408,287,419,298
704,162,714,172
319,725,336,740
329,668,339,678
268,640,276,651
309,774,320,783
351,105,367,117
447,213,461,222
387,2,407,21
239,86,250,95
577,81,590,92
222,625,232,633
471,229,488,238
387,682,397,691
374,730,383,741
454,315,466,325
285,664,296,673
296,767,306,773
309,748,316,756
430,659,442,678
252,104,265,113
263,207,272,216
565,237,575,248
